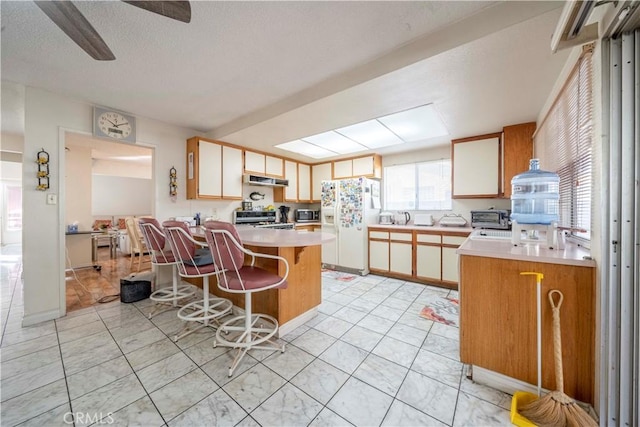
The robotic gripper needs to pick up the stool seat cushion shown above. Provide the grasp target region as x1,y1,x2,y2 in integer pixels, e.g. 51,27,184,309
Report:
222,266,288,291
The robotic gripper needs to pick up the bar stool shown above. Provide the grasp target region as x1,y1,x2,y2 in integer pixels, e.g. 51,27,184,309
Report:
162,220,233,342
138,218,196,320
203,220,289,377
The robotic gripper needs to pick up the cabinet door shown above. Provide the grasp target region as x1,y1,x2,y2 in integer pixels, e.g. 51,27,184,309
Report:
244,151,265,174
298,163,311,202
198,140,222,197
352,156,374,177
369,240,389,271
265,155,284,177
502,122,535,198
222,145,243,198
333,160,352,179
441,247,460,283
284,160,298,201
390,242,412,275
416,244,442,281
312,163,332,201
452,135,500,198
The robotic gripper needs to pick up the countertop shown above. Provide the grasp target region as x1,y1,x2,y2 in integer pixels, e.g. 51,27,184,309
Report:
457,236,596,267
368,223,473,233
236,227,335,248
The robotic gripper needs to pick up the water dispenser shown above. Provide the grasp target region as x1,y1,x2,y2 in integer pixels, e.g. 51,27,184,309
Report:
510,159,560,248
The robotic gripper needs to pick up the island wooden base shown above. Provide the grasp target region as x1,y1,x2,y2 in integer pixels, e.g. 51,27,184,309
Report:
459,254,595,405
185,244,322,328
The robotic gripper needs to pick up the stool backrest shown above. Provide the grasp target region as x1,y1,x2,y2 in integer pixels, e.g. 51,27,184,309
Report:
139,218,173,264
163,220,215,277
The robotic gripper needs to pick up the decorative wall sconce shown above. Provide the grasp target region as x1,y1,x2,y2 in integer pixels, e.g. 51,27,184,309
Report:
169,166,177,197
37,148,50,191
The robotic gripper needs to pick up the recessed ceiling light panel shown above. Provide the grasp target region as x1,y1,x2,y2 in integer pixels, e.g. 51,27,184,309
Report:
275,140,335,159
302,131,367,154
378,104,448,142
336,120,404,149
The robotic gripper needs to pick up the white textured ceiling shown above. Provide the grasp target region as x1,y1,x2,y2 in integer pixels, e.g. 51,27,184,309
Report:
1,1,569,162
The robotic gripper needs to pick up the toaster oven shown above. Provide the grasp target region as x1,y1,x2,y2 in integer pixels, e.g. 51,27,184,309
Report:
470,209,511,230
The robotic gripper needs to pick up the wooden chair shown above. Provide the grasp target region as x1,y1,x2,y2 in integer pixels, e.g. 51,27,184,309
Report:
203,220,289,377
125,217,148,271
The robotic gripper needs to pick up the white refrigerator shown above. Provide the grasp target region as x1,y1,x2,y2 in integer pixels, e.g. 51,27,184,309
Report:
321,177,381,275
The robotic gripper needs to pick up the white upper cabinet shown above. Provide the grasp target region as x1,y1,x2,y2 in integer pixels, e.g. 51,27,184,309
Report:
187,137,242,200
452,134,501,198
284,160,298,201
332,154,382,179
312,162,332,201
265,155,284,177
298,163,311,202
197,140,222,197
244,151,265,174
222,145,243,198
333,159,352,179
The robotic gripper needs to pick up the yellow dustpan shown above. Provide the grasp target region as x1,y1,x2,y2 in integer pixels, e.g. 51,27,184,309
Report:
510,272,543,427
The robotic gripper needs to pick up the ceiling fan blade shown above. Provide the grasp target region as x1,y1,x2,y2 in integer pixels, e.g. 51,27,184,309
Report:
35,1,115,61
122,1,191,23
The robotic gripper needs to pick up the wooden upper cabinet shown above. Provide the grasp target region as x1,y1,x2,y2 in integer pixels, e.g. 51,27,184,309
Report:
452,133,501,198
186,137,242,200
332,154,382,179
502,122,535,198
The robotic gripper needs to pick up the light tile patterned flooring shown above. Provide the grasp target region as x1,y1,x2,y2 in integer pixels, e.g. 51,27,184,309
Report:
1,244,513,426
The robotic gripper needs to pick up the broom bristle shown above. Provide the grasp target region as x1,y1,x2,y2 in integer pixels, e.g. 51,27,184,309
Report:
519,391,598,427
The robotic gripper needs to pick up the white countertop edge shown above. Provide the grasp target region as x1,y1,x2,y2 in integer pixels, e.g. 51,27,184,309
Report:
457,239,596,268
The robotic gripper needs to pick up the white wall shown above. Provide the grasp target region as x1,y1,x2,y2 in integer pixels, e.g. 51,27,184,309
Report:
92,158,152,179
92,175,152,217
21,86,201,324
64,145,92,230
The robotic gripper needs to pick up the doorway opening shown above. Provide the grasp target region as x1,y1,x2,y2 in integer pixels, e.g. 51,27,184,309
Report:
63,131,154,312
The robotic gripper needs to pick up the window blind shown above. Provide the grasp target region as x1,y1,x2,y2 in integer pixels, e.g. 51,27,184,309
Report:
535,45,593,241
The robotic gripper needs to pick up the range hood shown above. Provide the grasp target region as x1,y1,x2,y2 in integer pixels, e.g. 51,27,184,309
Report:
243,174,288,187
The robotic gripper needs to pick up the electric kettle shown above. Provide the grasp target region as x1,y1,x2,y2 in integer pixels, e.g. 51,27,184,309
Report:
395,211,410,226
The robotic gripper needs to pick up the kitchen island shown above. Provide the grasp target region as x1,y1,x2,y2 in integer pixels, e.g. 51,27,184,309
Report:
192,227,335,336
457,235,596,405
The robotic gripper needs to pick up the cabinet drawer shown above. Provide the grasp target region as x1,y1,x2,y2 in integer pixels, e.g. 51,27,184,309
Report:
416,234,441,244
370,231,389,239
442,235,468,246
390,232,412,242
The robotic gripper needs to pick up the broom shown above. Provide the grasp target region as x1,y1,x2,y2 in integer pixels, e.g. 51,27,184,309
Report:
519,290,597,427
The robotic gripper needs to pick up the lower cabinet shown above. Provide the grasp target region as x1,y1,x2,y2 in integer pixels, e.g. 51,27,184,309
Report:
369,238,389,271
390,235,412,275
368,227,469,288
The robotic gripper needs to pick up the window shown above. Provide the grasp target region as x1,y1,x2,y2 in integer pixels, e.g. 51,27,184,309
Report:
384,159,452,210
535,45,593,241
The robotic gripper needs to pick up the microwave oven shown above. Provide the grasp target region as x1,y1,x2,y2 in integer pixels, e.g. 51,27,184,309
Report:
295,209,319,223
470,209,511,230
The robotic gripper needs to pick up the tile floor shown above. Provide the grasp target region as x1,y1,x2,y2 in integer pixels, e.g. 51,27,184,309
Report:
1,244,513,426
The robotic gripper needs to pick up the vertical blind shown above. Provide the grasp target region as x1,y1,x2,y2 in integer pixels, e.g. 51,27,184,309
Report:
535,45,593,241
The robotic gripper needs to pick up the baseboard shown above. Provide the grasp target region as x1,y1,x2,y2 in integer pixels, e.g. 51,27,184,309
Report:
22,309,62,327
471,365,548,396
278,307,318,337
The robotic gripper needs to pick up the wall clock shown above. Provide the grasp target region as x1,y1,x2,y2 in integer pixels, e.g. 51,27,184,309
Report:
93,106,136,143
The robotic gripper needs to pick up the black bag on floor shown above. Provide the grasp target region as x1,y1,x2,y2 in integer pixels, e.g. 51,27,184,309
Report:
120,271,154,303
